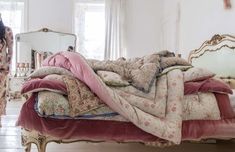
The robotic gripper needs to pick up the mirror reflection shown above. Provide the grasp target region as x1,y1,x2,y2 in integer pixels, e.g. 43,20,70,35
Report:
14,28,76,76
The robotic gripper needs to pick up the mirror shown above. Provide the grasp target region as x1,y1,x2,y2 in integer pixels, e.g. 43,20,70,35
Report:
14,28,76,77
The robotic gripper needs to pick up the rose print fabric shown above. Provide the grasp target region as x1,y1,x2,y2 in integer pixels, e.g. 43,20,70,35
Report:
0,26,13,126
0,72,7,116
36,74,220,121
182,93,220,120
62,75,104,117
0,27,13,71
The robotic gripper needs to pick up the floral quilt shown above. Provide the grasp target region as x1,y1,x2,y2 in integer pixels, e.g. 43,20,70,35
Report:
38,51,225,144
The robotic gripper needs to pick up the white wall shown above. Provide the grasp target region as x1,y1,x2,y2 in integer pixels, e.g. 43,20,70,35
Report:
26,0,163,58
27,0,73,33
125,0,163,58
160,0,180,54
25,0,235,59
179,0,235,59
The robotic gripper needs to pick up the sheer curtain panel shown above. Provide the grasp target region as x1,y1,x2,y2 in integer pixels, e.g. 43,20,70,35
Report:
104,0,125,60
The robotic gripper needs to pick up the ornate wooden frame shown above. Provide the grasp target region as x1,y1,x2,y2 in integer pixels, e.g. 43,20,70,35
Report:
21,129,106,152
21,128,235,152
21,129,176,152
188,34,235,81
188,34,235,63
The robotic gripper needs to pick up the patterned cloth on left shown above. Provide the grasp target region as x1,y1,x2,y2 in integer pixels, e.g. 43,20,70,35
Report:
0,72,7,115
0,26,13,126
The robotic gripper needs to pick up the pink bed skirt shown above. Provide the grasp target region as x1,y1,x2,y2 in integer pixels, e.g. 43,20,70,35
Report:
16,94,235,143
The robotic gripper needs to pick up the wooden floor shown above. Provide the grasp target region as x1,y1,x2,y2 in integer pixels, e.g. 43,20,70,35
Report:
1,100,235,152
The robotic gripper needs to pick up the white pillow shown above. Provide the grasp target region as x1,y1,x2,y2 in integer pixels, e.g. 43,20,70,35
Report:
184,67,215,82
28,66,74,78
37,91,69,116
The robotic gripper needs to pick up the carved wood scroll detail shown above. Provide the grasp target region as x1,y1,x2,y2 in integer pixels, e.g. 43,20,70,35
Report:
206,34,225,45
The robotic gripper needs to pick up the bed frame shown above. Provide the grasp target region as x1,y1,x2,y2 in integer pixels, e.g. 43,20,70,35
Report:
21,128,176,152
21,129,107,152
21,34,235,152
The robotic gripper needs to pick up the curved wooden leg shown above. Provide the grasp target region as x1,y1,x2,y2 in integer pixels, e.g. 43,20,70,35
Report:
36,135,47,152
22,135,32,152
24,143,31,152
21,129,48,152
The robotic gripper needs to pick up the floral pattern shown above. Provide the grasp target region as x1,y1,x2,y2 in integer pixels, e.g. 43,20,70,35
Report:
0,27,13,71
63,76,104,117
182,93,220,120
103,69,184,144
37,91,69,116
0,72,7,116
106,69,221,144
35,69,221,144
88,50,190,92
41,51,225,144
0,27,13,126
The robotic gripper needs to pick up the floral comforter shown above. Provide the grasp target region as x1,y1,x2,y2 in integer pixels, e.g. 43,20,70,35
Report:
28,51,233,144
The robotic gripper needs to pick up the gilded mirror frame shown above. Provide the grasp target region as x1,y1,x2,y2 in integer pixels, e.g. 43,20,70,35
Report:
188,34,235,79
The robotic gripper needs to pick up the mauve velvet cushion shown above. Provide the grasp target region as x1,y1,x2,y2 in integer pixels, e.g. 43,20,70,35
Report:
21,79,67,94
184,79,233,95
215,93,235,119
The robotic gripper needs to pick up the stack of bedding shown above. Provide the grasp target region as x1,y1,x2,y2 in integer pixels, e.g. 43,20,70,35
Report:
17,51,235,145
21,67,234,121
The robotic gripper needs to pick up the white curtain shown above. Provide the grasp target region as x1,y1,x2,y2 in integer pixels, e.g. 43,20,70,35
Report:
74,0,105,60
104,0,125,60
160,0,180,55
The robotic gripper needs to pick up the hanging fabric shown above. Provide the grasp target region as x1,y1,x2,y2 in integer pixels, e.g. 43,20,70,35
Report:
104,0,126,60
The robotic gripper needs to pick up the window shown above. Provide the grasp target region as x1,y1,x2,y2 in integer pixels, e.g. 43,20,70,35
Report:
0,0,26,73
74,0,105,60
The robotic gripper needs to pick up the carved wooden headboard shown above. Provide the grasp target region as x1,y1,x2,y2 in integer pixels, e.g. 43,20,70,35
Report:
188,34,235,88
